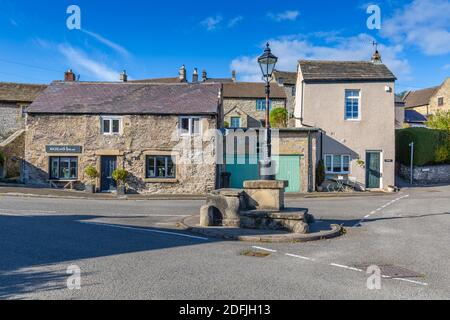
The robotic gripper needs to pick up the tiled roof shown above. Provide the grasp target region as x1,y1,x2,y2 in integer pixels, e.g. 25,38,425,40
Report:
28,82,221,115
395,95,405,107
405,110,428,123
0,82,47,102
403,86,440,108
273,70,297,85
299,60,397,82
223,82,286,99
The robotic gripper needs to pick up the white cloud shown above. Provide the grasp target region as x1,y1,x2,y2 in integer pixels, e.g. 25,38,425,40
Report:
231,34,411,82
10,19,18,27
381,0,450,55
201,15,223,31
228,16,243,28
80,29,131,57
268,10,300,22
58,44,120,81
444,64,450,70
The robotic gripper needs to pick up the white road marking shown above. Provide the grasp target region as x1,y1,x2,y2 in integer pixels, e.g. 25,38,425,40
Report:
286,253,315,262
393,277,428,286
354,194,410,227
252,246,277,253
330,263,364,272
79,221,209,241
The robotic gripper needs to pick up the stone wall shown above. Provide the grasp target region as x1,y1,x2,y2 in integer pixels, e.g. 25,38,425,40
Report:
24,114,219,194
0,102,25,142
279,85,296,127
399,163,450,184
224,98,286,128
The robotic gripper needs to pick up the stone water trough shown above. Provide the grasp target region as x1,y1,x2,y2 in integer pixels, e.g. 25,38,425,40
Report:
200,180,314,234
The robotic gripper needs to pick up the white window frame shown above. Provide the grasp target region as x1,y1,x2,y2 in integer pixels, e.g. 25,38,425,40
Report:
345,90,361,121
101,116,123,135
325,154,351,174
230,116,241,128
179,116,202,136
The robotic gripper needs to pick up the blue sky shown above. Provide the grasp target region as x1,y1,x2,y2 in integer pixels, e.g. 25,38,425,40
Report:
0,0,449,92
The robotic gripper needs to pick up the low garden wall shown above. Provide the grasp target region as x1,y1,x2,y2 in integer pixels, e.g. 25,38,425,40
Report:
399,163,450,184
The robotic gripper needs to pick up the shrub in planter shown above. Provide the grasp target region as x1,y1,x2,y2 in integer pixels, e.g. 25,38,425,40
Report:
112,169,129,196
316,159,325,191
84,165,99,193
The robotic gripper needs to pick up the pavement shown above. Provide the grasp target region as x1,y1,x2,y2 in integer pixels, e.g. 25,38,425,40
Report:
0,184,449,300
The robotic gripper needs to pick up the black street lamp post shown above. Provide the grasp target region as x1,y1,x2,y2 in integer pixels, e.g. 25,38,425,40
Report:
258,43,278,180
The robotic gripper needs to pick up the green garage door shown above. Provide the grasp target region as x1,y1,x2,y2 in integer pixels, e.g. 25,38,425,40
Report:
226,155,259,189
274,155,301,193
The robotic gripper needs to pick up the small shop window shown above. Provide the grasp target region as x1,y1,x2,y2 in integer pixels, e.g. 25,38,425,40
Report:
49,157,78,180
146,155,176,179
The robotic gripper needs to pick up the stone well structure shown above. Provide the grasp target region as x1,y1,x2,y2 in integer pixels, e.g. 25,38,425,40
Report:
200,180,314,234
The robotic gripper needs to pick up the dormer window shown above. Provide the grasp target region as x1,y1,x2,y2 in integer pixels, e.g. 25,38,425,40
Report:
101,116,122,135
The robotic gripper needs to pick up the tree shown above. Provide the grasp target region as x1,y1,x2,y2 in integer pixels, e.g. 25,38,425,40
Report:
84,165,99,185
0,151,5,167
427,111,450,131
112,169,128,187
269,108,288,128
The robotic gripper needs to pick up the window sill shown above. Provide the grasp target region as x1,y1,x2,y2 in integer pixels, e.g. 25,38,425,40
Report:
144,178,178,183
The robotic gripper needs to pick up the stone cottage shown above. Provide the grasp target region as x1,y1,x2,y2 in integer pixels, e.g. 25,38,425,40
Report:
24,81,223,195
223,82,287,129
403,78,450,116
0,82,47,179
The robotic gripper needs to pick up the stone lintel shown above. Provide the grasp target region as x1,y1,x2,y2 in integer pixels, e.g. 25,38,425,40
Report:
244,180,288,189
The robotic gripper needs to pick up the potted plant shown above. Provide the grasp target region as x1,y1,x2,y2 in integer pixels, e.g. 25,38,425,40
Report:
84,165,99,193
112,168,128,196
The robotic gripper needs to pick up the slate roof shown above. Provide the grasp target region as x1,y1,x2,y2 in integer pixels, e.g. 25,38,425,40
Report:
223,82,286,99
273,70,297,85
27,82,221,115
405,109,428,123
129,77,183,84
0,82,47,102
299,60,397,82
403,86,440,108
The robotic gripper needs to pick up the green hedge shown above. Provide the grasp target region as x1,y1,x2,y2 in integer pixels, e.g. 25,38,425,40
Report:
396,128,450,166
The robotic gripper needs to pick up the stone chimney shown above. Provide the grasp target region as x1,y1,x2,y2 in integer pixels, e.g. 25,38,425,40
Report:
120,70,128,82
179,65,187,82
372,50,382,64
64,69,76,82
232,70,236,82
192,68,199,83
202,69,207,82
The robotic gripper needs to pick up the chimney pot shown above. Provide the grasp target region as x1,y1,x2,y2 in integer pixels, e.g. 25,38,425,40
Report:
120,70,128,82
192,68,199,83
232,70,236,82
179,65,187,82
64,69,76,82
202,69,207,82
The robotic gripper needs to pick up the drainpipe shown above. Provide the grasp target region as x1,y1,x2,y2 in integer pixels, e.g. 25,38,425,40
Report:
308,130,313,192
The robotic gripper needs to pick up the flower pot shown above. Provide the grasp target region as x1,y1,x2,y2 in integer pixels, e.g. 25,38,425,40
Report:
85,184,96,194
117,185,126,196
